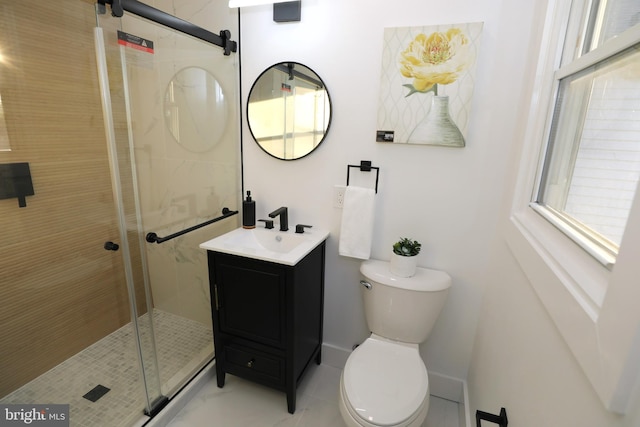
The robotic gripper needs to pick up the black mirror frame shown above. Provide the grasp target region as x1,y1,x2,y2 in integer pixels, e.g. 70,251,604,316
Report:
246,61,332,161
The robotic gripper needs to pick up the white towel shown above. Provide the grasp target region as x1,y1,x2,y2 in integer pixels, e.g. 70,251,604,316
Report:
339,186,376,259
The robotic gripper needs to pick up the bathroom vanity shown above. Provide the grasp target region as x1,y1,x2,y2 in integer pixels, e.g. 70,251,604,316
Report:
201,227,328,413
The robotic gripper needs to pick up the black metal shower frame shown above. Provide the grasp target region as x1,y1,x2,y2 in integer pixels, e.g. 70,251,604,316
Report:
97,0,237,55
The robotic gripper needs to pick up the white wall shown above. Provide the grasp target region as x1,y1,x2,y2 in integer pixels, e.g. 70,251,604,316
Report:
468,239,640,426
240,0,543,382
464,2,640,426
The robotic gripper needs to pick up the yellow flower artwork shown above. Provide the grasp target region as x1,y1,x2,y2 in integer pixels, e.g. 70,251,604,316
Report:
400,29,471,95
376,23,483,146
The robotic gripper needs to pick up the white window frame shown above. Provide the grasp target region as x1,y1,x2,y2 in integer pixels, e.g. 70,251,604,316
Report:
507,0,640,413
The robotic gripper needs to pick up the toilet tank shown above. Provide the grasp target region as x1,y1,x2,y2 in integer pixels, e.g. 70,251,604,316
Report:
360,259,451,344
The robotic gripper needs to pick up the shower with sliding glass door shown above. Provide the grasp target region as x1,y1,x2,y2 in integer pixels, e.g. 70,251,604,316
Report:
0,1,240,425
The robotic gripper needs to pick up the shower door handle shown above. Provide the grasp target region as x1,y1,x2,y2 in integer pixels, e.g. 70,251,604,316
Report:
104,241,120,251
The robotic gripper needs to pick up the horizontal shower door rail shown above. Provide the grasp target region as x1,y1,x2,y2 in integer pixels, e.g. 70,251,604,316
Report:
146,207,238,244
97,0,237,55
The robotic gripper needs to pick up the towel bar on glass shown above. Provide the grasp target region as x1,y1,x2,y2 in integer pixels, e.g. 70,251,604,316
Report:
145,207,238,244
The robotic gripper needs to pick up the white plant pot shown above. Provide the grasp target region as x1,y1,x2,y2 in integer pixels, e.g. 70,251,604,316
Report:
389,253,417,278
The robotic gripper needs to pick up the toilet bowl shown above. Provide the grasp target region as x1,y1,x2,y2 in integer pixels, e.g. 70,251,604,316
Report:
339,335,430,427
338,259,451,427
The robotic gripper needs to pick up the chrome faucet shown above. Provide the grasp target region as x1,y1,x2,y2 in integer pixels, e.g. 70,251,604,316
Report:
268,207,288,231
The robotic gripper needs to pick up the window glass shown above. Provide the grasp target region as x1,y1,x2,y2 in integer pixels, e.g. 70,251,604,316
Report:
587,0,640,53
535,0,640,261
538,45,640,248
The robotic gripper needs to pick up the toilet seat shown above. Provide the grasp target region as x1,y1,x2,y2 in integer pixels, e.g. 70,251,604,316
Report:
341,336,429,426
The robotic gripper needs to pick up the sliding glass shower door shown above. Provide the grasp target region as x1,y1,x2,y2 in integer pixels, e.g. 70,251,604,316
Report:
93,0,241,413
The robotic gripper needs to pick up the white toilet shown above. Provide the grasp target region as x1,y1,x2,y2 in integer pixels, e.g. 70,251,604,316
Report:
339,259,452,427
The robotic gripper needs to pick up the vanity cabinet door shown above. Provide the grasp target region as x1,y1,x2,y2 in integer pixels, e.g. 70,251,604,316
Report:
211,253,287,349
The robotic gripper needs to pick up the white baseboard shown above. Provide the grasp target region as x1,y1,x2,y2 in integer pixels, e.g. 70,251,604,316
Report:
428,371,464,402
462,378,472,427
322,342,351,369
429,373,471,427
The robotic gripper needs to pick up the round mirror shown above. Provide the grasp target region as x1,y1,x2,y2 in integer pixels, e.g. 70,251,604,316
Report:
247,62,332,160
164,67,228,153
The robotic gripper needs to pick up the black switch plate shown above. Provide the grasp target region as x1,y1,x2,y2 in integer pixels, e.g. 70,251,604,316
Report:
0,162,35,207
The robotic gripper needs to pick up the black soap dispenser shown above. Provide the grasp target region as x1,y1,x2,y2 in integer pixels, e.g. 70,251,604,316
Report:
242,191,256,229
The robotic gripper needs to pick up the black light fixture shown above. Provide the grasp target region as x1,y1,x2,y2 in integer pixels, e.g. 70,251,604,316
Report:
273,1,301,22
229,0,301,22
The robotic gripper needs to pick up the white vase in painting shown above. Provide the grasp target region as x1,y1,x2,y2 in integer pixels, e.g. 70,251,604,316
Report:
408,95,465,147
389,253,418,278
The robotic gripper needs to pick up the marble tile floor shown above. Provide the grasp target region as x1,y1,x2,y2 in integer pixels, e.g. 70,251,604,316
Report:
1,309,213,427
166,363,461,427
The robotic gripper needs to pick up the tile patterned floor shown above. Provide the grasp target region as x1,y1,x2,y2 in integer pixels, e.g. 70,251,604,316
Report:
1,309,213,427
165,363,461,427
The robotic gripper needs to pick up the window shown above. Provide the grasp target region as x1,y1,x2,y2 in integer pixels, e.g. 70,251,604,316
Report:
534,0,640,267
506,0,640,414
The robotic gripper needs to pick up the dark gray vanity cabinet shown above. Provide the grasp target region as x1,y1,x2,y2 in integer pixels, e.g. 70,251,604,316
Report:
207,242,325,414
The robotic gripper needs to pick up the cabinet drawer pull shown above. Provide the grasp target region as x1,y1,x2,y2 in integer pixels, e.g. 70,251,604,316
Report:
247,359,255,368
214,284,221,310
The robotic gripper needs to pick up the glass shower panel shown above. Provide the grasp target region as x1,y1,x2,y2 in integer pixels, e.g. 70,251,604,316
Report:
95,0,241,399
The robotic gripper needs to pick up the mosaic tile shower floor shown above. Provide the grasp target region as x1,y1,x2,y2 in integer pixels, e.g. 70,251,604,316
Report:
1,309,213,427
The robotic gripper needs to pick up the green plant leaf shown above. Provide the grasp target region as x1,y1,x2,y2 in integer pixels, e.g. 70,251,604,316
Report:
392,237,422,256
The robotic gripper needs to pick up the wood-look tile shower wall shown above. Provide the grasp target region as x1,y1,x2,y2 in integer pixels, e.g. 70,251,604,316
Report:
0,0,147,397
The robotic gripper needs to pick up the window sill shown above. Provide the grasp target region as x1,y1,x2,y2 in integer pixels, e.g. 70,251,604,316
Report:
529,203,616,270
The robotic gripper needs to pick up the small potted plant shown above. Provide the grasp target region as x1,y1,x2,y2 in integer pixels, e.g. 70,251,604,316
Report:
390,237,421,277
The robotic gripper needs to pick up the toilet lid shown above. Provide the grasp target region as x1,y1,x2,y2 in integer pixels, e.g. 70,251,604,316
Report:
343,338,428,426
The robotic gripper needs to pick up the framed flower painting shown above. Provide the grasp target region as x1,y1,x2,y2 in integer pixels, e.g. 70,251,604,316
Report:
376,22,483,147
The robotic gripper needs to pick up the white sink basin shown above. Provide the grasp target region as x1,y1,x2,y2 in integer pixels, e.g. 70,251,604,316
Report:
200,227,329,266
